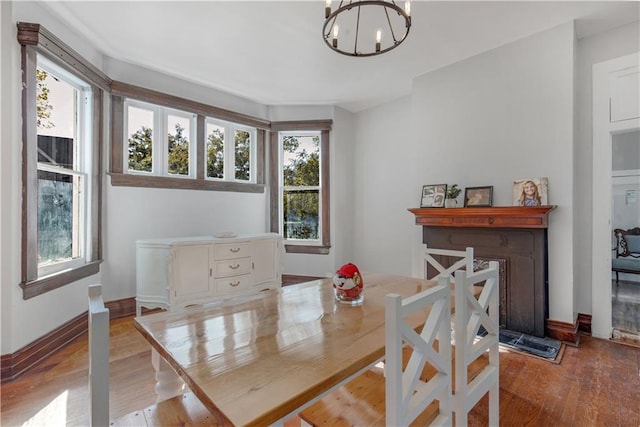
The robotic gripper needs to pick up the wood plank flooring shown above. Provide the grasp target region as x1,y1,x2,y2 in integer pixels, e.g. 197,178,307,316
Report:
1,315,639,426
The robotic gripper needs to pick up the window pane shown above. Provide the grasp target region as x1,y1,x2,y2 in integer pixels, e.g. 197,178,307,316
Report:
36,67,84,268
283,189,319,240
37,169,82,265
37,68,75,141
38,135,74,169
283,135,319,186
235,130,251,181
127,106,153,172
206,123,224,179
167,114,191,175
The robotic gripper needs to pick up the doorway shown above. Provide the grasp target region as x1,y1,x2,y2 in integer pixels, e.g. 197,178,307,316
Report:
611,130,640,341
592,52,640,339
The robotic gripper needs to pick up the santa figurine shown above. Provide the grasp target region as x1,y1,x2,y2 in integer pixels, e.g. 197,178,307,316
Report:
333,263,364,305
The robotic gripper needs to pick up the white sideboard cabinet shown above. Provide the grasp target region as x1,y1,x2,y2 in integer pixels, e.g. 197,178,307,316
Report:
136,233,283,315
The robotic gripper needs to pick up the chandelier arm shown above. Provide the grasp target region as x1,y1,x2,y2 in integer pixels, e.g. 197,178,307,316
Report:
354,4,361,55
325,14,338,40
383,4,398,43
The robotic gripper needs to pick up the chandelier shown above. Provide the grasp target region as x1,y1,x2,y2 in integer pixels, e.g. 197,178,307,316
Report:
323,0,411,57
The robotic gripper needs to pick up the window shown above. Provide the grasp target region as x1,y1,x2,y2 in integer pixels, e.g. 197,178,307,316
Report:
36,60,91,278
270,121,332,254
281,132,321,241
110,81,267,192
18,22,109,299
125,100,196,178
205,118,256,182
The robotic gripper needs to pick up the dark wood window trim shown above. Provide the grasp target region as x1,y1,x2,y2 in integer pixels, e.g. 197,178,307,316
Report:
17,22,109,299
269,121,332,254
110,82,269,191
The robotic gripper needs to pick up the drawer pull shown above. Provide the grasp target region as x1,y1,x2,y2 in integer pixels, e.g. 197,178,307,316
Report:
229,281,240,287
488,217,494,224
230,247,241,253
229,264,240,270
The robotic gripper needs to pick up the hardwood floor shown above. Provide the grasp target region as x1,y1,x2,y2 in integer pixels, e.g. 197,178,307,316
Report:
612,279,640,335
1,315,639,426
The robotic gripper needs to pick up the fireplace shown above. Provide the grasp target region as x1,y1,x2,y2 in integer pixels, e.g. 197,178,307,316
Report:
411,206,555,338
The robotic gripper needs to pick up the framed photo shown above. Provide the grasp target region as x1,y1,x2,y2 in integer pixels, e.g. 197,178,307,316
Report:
513,177,549,206
464,186,493,207
420,184,447,208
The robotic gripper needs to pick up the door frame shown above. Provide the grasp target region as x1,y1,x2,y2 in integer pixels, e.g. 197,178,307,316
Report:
592,52,640,339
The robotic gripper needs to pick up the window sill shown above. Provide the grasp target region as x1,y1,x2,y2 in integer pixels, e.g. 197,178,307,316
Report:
21,260,102,300
285,244,331,255
108,173,265,193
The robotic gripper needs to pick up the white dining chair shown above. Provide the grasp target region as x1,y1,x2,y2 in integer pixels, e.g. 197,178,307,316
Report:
299,276,453,426
88,284,110,427
386,275,453,426
453,261,500,426
424,246,474,282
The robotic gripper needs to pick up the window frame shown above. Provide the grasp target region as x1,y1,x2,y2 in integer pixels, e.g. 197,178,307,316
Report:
204,117,257,183
18,22,109,299
124,99,198,178
269,121,332,254
110,81,269,193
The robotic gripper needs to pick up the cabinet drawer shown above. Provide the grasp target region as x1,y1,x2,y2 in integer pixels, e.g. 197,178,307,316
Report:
214,242,251,260
214,274,251,293
214,257,251,277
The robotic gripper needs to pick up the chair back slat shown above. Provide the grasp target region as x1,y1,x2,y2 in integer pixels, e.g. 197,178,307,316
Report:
453,261,499,426
89,284,109,427
424,247,474,281
385,276,453,426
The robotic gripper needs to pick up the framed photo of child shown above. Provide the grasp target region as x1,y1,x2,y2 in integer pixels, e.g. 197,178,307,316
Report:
513,177,549,206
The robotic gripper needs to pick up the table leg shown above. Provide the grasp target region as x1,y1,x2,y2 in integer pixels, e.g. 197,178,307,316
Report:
151,348,185,402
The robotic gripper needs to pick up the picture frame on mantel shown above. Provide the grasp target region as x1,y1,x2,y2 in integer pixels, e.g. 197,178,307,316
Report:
420,184,447,208
464,186,493,207
513,177,549,206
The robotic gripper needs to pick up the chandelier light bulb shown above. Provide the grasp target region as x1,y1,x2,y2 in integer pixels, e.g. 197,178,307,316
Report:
333,25,339,48
375,29,381,52
405,1,411,16
325,0,332,18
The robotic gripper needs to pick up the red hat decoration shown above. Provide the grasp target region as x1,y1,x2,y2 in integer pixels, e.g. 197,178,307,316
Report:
333,263,364,303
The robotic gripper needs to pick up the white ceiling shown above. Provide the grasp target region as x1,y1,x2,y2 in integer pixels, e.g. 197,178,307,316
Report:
42,1,639,112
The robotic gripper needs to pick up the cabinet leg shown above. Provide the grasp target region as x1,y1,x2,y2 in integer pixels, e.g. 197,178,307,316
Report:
151,348,184,402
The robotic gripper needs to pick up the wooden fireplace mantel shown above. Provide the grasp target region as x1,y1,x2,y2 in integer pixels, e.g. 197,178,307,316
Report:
408,206,556,229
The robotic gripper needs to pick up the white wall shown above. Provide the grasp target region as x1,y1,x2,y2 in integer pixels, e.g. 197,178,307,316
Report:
350,96,415,276
0,0,15,355
574,21,639,314
352,22,577,324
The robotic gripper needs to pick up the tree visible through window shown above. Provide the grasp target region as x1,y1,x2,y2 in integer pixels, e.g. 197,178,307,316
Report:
125,102,195,177
282,133,320,240
235,130,251,181
206,123,224,179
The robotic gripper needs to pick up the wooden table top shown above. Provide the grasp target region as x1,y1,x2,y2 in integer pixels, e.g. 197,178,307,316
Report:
134,273,443,426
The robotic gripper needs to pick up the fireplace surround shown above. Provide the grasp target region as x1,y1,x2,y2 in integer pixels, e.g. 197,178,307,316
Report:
409,206,555,337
